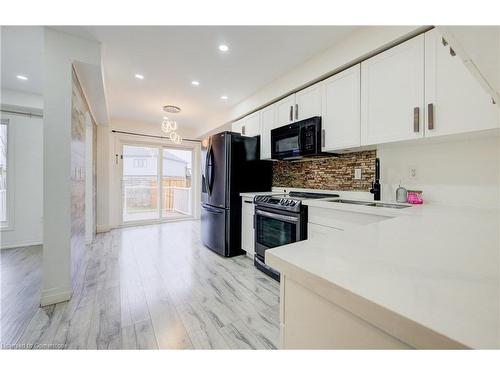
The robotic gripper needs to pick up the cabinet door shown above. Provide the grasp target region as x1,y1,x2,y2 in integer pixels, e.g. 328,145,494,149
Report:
275,94,296,127
321,64,361,151
295,82,322,121
241,200,255,255
260,104,277,160
361,34,425,145
424,28,498,137
243,111,261,137
232,118,244,134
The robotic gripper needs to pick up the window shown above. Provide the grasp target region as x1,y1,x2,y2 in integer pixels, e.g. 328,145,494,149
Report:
133,158,147,168
0,119,9,227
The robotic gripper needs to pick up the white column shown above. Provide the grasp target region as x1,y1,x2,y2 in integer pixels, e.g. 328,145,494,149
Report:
42,28,101,306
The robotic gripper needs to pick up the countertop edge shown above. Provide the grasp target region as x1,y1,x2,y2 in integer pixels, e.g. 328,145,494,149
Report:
266,251,469,350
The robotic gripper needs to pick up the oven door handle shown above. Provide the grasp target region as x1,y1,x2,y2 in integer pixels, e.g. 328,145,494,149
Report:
255,209,299,223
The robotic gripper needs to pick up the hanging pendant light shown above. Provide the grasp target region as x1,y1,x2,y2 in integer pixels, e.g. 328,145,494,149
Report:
160,106,183,144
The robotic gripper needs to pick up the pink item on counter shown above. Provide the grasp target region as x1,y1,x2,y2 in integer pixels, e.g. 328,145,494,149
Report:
407,190,423,204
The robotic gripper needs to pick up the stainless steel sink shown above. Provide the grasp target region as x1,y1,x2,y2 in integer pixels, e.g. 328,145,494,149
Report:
326,199,410,209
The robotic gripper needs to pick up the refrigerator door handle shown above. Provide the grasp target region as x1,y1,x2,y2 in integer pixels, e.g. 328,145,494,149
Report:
205,144,213,195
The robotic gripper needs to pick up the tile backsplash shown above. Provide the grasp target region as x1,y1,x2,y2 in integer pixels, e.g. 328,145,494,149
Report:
272,150,376,191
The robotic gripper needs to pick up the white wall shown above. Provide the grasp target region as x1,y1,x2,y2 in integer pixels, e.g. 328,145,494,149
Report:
0,90,43,248
197,26,424,137
1,89,43,110
42,28,101,306
378,134,500,208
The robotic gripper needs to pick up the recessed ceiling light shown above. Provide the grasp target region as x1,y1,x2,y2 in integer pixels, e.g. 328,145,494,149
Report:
135,74,144,80
218,44,229,52
221,95,228,100
191,80,200,86
16,74,28,81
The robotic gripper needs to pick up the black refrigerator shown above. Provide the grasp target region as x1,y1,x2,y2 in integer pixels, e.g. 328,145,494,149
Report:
201,131,272,257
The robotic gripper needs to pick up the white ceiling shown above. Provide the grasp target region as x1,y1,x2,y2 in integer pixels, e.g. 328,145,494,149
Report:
57,26,358,132
1,26,43,95
2,26,359,132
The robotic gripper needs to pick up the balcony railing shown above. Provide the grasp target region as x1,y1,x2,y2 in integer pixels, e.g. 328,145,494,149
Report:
122,177,191,221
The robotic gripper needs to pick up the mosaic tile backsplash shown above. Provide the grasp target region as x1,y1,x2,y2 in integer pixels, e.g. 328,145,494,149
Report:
272,150,377,191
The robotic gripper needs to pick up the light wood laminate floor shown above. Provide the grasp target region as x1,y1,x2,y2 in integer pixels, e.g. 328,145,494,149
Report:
1,220,280,349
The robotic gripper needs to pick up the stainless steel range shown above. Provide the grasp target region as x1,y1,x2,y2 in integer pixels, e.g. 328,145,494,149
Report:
253,191,339,281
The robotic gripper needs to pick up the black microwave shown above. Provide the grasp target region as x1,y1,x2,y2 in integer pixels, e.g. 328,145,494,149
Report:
271,116,325,160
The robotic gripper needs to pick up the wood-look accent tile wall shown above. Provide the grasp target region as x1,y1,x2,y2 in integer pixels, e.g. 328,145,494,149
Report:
272,150,376,191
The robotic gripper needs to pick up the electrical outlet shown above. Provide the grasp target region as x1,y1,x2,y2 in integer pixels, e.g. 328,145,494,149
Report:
408,166,418,180
354,168,362,180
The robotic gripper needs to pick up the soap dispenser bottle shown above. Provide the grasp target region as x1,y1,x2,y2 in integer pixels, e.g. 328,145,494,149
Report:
396,182,408,203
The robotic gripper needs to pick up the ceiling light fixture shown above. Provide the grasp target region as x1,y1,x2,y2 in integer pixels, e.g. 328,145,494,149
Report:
161,105,183,144
218,44,229,52
191,80,200,86
221,95,228,100
16,74,28,81
135,74,144,80
163,105,181,114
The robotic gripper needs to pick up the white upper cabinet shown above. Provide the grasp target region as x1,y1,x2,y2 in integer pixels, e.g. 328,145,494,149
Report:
361,34,425,146
275,94,296,127
321,64,361,151
232,112,261,137
424,28,498,137
260,104,277,160
231,118,244,134
295,82,322,121
242,111,261,137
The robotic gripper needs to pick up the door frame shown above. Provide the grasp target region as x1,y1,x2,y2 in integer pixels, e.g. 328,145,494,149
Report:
114,134,200,227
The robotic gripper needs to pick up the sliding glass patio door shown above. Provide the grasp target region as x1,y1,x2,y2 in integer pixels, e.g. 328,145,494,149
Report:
121,143,193,224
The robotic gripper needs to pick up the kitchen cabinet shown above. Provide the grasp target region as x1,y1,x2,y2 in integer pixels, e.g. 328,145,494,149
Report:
231,112,261,137
361,34,425,145
260,104,278,160
424,28,498,137
275,85,322,127
321,64,361,151
295,82,322,121
231,118,245,134
241,198,255,257
275,94,296,127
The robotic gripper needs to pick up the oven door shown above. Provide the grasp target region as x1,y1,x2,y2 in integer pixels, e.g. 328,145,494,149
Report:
254,207,302,260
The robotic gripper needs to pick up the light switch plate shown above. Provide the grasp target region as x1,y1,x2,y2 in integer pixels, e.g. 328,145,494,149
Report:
354,168,362,180
408,166,418,180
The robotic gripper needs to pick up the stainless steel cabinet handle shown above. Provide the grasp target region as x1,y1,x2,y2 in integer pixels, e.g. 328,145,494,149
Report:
295,104,298,120
242,125,246,135
413,107,420,133
244,200,252,203
289,106,293,122
321,129,325,148
427,103,434,130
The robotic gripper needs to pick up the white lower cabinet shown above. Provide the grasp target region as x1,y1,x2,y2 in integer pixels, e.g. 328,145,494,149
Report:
321,64,361,151
241,199,255,257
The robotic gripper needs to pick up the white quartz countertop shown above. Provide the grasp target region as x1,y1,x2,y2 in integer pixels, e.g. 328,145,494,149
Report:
267,199,500,349
240,191,282,198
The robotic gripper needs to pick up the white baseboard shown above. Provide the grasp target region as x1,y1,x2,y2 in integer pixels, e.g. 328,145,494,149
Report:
96,224,112,233
40,286,72,307
1,240,43,250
